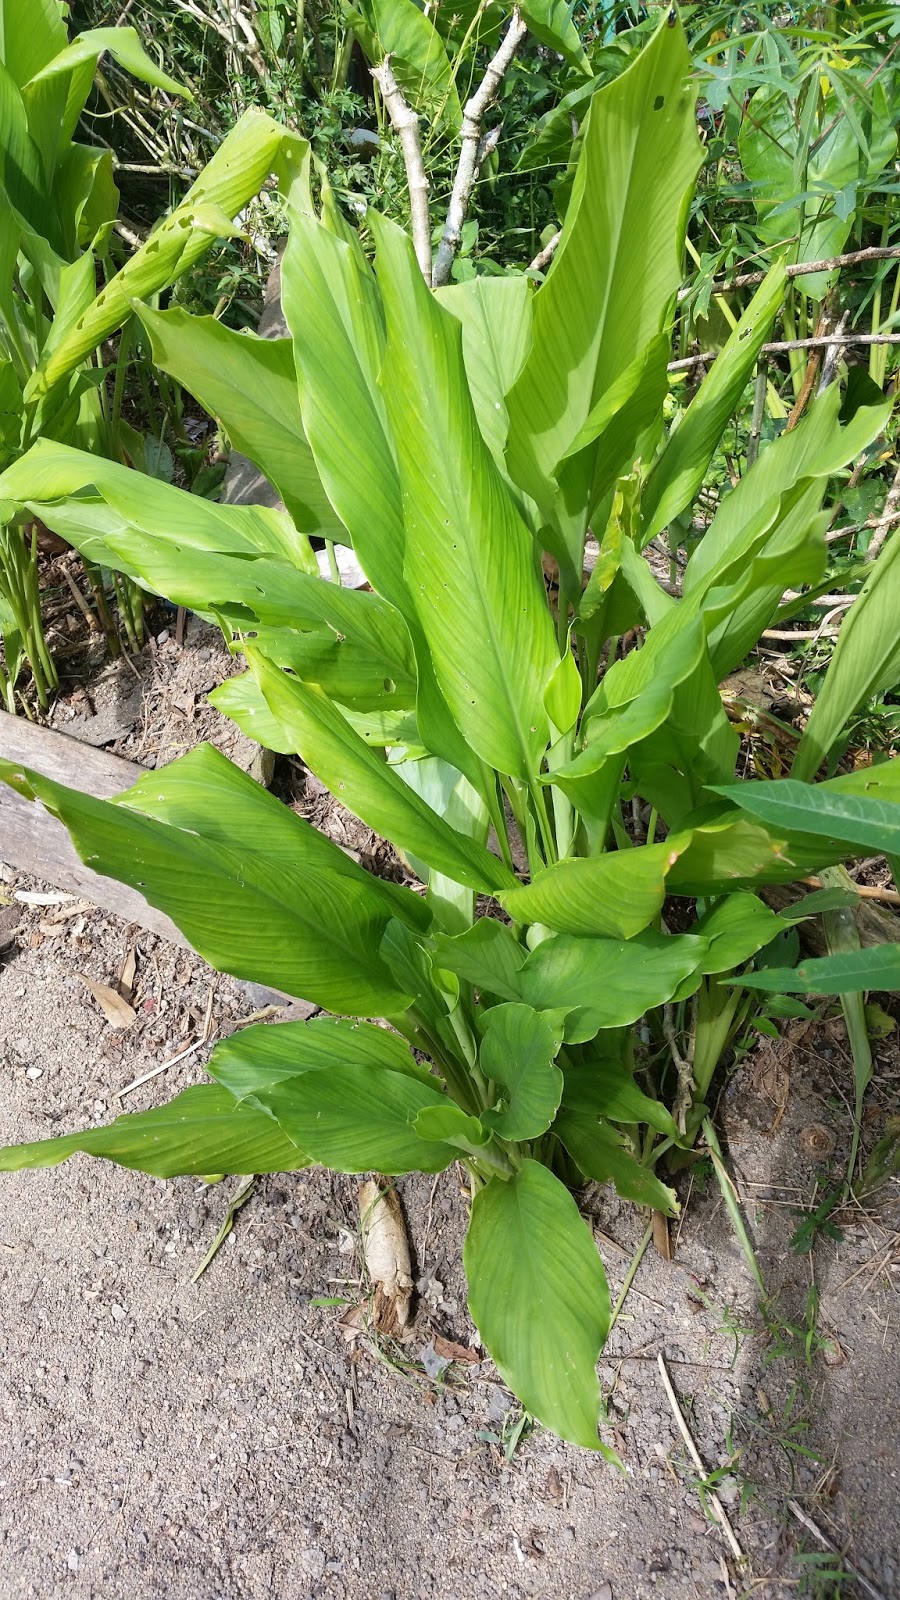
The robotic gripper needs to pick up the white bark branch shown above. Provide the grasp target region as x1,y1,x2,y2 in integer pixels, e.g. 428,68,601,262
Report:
371,57,432,282
431,10,527,288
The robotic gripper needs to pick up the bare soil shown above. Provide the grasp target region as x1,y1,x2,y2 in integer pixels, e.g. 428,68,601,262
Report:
1,624,899,1600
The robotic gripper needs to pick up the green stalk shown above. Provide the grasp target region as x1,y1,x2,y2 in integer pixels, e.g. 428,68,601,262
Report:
819,865,873,1192
703,1118,765,1295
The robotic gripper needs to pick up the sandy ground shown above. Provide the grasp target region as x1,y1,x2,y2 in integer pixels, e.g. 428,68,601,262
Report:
0,877,898,1600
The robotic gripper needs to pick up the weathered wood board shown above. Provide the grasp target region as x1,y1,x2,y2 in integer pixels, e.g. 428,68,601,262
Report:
0,712,188,946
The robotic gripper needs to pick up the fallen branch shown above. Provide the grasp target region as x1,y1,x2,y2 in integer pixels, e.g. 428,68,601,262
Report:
657,1353,745,1566
669,332,900,374
529,229,561,273
866,458,900,560
681,244,900,298
371,58,432,281
432,10,527,287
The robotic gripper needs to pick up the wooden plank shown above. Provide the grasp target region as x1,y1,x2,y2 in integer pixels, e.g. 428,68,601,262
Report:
0,711,189,947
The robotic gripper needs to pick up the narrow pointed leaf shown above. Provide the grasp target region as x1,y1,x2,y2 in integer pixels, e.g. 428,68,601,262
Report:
714,777,900,855
248,650,515,893
0,745,421,1015
0,1085,305,1177
556,1114,678,1213
373,213,559,780
736,946,900,995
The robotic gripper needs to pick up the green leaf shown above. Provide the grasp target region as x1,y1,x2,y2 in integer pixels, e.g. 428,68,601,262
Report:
0,744,422,1016
684,384,891,602
209,1016,428,1101
432,919,527,1002
257,1064,458,1174
28,111,306,395
135,307,342,540
498,842,675,938
641,264,786,542
793,531,900,783
714,777,900,856
347,0,460,127
248,649,514,893
551,678,674,781
504,16,701,570
555,1114,678,1213
25,26,187,97
0,0,66,89
479,1003,564,1141
0,1085,304,1177
373,213,559,781
736,946,900,995
518,0,590,76
464,1160,610,1449
544,647,583,735
434,275,532,471
519,930,706,1041
414,1103,490,1151
739,77,896,299
665,812,848,897
691,892,788,973
562,1059,679,1138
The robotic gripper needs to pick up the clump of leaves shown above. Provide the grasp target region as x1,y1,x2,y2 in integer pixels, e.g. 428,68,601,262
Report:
1,16,899,1450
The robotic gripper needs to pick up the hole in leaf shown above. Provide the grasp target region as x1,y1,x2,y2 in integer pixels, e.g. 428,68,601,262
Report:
654,95,665,110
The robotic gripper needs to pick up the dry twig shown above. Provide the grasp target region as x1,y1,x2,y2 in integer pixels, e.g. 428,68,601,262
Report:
529,229,561,273
371,58,432,281
867,458,900,561
656,1354,745,1566
432,10,528,287
684,244,900,297
787,1499,888,1600
669,332,900,374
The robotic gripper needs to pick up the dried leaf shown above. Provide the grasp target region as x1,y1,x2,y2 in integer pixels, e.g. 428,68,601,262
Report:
431,1333,479,1366
652,1210,673,1261
358,1176,413,1336
119,945,138,1005
77,974,137,1030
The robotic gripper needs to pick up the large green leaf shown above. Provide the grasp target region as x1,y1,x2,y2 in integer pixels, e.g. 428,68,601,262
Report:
555,1114,678,1213
479,1003,564,1141
373,212,559,781
0,744,422,1015
347,0,460,127
432,918,527,1002
519,930,706,1041
737,946,900,996
562,1058,679,1138
248,649,515,894
714,775,900,856
0,0,66,89
665,812,848,896
0,1085,304,1177
464,1160,610,1449
793,530,900,783
684,385,892,600
26,25,186,97
498,842,676,938
640,264,786,542
504,15,701,578
435,276,532,471
281,211,403,601
0,58,49,240
209,1017,428,1101
258,1063,458,1173
136,307,342,540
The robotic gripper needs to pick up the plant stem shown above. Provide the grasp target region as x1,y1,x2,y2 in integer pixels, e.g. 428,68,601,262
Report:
608,1221,652,1335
